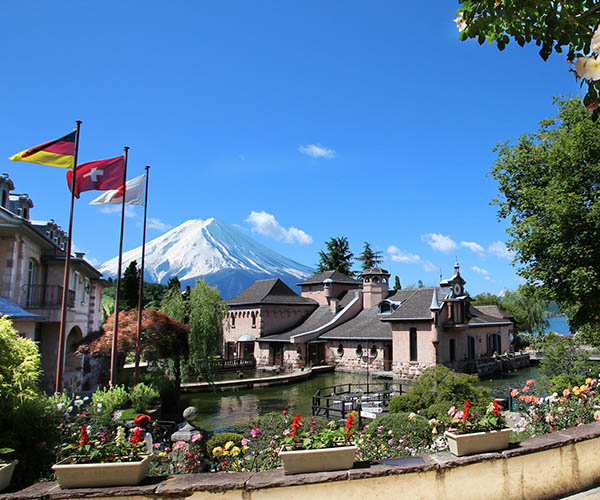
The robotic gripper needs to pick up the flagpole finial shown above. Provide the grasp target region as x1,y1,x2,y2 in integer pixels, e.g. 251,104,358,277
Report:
76,120,82,125
124,146,130,153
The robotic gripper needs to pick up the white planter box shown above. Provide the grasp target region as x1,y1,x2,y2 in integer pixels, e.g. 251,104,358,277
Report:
445,428,512,456
0,460,18,491
279,446,356,475
52,454,151,489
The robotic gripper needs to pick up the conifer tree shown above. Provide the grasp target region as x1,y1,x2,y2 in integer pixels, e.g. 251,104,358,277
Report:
355,241,383,271
317,237,354,276
120,261,140,311
394,275,401,290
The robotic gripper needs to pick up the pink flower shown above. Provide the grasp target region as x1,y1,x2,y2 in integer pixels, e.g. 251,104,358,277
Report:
191,433,203,442
173,440,186,450
250,427,261,438
447,406,457,417
282,410,288,415
241,438,250,446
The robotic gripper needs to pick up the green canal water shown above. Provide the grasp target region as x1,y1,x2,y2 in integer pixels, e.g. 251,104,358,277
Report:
182,366,541,431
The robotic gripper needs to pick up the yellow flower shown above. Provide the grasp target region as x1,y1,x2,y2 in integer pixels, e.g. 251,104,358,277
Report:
159,451,167,457
428,418,438,426
586,378,593,385
223,450,229,456
212,447,223,457
231,447,241,456
242,445,249,452
225,441,234,450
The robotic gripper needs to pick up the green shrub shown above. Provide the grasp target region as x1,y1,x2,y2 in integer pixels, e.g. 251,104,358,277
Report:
142,369,179,409
371,412,433,446
91,385,129,419
423,400,455,420
130,382,159,413
388,366,491,417
206,432,244,452
549,374,587,395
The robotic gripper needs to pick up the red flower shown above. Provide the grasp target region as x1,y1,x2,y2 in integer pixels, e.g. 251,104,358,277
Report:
345,414,355,435
133,414,151,427
185,453,194,458
78,426,90,445
463,400,470,422
130,427,144,445
290,413,302,436
492,400,502,417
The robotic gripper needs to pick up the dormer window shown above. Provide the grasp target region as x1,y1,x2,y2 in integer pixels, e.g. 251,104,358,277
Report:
379,301,391,314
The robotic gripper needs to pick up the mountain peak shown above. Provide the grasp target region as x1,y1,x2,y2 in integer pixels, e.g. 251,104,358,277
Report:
99,218,314,298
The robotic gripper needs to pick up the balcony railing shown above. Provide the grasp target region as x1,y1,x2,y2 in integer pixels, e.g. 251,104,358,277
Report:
23,284,75,309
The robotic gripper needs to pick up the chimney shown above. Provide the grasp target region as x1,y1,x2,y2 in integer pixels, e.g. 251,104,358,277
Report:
75,252,85,259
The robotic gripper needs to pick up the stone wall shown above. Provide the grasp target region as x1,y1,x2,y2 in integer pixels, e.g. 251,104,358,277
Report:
6,421,600,500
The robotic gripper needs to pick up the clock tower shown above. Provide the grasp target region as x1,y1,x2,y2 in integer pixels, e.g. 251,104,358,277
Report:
440,262,466,298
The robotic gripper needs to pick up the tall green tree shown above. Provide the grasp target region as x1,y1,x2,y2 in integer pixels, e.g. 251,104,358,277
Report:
187,279,227,383
355,241,383,271
120,260,140,311
393,275,401,291
317,237,354,276
456,1,600,116
490,97,600,334
160,285,189,324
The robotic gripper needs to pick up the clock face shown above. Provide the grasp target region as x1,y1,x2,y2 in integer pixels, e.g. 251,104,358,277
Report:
453,283,462,296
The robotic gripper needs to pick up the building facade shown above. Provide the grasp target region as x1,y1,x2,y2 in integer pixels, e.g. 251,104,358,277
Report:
0,173,105,392
223,264,514,379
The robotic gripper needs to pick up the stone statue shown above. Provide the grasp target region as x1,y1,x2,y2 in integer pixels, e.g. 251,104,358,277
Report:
170,406,201,442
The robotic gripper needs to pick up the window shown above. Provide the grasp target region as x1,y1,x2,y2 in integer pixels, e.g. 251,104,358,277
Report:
26,259,36,306
337,344,344,356
251,312,256,328
467,336,476,360
487,333,502,356
356,344,363,358
370,345,378,359
449,338,456,362
230,314,236,328
379,301,391,314
409,328,417,361
81,278,89,304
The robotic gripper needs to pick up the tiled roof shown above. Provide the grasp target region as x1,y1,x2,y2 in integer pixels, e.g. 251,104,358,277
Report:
226,278,317,306
298,270,360,286
467,305,513,326
383,287,446,321
473,305,514,320
319,306,392,340
0,297,44,320
257,306,336,342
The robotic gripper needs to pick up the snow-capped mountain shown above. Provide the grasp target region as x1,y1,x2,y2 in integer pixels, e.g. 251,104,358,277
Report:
99,218,315,299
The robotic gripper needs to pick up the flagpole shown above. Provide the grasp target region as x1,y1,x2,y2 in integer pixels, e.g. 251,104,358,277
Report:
134,165,150,385
109,146,129,387
55,120,82,394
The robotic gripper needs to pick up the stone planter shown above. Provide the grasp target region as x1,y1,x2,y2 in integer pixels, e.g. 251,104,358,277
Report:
445,428,512,456
0,460,18,491
279,446,356,475
52,455,151,489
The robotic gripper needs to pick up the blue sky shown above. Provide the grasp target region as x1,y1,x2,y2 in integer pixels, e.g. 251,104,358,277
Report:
0,1,580,295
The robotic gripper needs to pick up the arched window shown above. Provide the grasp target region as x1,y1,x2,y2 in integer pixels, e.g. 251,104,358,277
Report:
356,344,363,358
251,312,256,328
337,344,344,356
230,313,236,328
370,345,378,359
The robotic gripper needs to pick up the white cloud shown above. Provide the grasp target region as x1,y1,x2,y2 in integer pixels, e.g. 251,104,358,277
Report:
387,246,436,272
422,261,437,272
387,245,420,263
298,143,336,159
99,205,136,218
484,276,497,283
422,233,458,254
246,211,313,245
460,240,485,256
147,217,172,231
488,241,515,260
471,265,489,275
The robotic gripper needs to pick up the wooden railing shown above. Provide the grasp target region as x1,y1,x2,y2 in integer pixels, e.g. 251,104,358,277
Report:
312,382,401,420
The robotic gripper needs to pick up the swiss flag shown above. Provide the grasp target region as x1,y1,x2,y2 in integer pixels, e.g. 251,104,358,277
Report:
66,156,124,198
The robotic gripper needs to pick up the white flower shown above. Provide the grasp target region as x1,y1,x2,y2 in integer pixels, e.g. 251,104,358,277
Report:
83,396,89,401
588,56,600,80
66,406,73,413
592,26,600,54
74,399,83,407
454,13,467,32
408,412,417,421
575,57,592,79
56,403,64,410
97,403,102,409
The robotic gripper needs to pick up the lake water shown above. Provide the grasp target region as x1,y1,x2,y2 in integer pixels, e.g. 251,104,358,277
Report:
545,316,571,335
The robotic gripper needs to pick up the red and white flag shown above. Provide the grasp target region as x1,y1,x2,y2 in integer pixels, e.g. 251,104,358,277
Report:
66,156,124,198
89,173,145,206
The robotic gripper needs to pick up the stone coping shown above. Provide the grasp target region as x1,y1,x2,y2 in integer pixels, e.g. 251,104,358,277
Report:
2,421,599,499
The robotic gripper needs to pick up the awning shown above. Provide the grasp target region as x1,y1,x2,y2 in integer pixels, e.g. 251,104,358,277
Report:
238,334,254,342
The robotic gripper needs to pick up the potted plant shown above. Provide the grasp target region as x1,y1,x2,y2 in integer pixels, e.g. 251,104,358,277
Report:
444,400,512,456
0,448,18,492
52,421,151,488
278,413,357,474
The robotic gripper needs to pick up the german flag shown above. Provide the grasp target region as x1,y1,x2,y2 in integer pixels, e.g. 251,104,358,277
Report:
9,131,76,168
